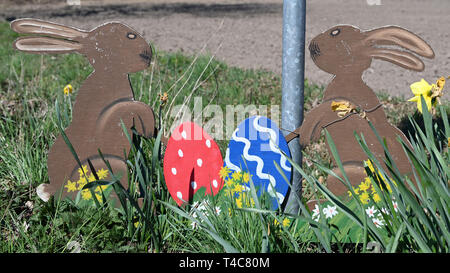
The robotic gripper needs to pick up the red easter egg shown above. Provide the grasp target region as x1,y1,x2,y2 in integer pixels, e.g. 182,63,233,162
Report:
163,122,224,206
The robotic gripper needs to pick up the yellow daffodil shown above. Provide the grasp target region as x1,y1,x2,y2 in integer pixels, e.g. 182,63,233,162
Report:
94,185,108,192
347,160,398,205
248,195,255,207
347,186,359,198
78,165,88,176
359,192,370,205
63,84,73,95
373,193,381,203
274,218,291,227
273,218,291,227
88,174,96,182
225,178,234,188
408,79,433,113
331,100,356,117
65,166,110,203
232,171,242,181
65,180,77,193
81,189,92,200
97,168,109,180
410,79,433,95
430,76,446,106
371,185,377,194
233,184,243,194
234,192,254,208
358,179,370,192
436,77,446,91
77,176,87,190
235,196,243,208
219,166,231,181
242,172,250,183
408,77,446,114
365,160,392,185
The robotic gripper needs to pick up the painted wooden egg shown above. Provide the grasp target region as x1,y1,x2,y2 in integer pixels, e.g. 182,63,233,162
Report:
224,116,292,209
163,122,224,206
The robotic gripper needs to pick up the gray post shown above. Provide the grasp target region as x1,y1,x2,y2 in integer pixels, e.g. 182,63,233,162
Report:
282,0,306,214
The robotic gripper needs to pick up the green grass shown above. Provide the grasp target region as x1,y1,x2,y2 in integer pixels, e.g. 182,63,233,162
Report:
0,20,448,253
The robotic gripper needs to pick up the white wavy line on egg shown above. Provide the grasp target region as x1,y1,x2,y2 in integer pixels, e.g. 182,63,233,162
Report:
232,127,278,196
252,116,291,172
224,147,241,173
274,190,285,204
266,176,285,204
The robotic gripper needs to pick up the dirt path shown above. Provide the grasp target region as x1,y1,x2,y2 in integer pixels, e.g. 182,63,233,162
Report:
2,0,449,98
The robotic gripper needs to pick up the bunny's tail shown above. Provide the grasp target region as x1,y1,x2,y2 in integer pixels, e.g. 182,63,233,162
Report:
36,183,56,202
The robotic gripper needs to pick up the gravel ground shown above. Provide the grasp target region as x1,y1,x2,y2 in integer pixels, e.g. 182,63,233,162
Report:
1,0,449,98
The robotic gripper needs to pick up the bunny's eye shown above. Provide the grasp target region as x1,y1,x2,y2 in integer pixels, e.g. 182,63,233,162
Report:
127,33,137,40
330,29,340,37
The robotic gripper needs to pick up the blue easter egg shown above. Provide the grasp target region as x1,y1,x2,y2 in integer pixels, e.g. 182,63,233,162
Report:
224,116,292,209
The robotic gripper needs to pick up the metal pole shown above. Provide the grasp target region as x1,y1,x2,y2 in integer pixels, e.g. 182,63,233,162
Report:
282,0,306,214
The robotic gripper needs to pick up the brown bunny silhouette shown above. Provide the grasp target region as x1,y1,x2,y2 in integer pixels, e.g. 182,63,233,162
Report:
285,25,434,197
11,18,161,201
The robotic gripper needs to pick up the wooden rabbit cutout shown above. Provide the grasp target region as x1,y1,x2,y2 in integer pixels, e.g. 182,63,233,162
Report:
285,25,434,196
11,19,160,201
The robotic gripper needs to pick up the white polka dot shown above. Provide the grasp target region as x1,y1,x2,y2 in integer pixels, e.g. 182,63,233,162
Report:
181,130,187,139
171,168,177,175
197,158,203,167
178,149,183,157
177,191,183,200
191,181,197,189
212,179,218,188
205,139,211,148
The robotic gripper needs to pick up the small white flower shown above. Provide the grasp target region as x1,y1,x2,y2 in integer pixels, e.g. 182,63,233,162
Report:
197,200,209,212
365,206,377,218
329,205,338,217
323,205,338,219
312,204,320,221
381,207,390,215
214,206,221,215
191,200,209,215
312,204,320,216
190,201,199,215
190,211,198,220
392,201,398,212
190,221,199,229
372,218,384,228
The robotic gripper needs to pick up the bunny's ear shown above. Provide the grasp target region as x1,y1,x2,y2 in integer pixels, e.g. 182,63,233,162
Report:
364,26,434,58
369,48,425,71
13,37,83,54
11,18,88,40
364,26,434,71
